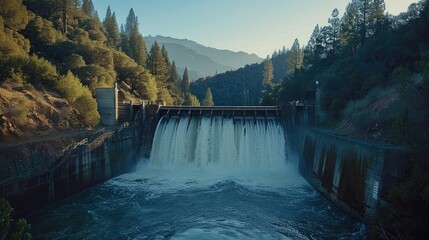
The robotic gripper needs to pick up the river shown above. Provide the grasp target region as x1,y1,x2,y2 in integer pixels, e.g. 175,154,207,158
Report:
29,116,367,239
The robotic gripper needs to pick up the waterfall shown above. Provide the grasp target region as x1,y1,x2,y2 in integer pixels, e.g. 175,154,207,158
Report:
149,116,286,169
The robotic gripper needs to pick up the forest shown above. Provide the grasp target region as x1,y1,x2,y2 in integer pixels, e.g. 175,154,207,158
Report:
0,0,207,139
1,0,429,238
191,0,429,238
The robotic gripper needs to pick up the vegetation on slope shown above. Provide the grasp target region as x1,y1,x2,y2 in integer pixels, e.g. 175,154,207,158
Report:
276,1,429,238
0,0,190,141
190,0,429,238
190,53,287,105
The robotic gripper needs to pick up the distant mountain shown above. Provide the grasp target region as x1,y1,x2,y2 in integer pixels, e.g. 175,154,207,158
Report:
145,36,263,80
153,42,232,80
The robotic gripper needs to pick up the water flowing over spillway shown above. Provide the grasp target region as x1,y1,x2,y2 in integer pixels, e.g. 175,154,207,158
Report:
150,116,286,169
30,116,368,239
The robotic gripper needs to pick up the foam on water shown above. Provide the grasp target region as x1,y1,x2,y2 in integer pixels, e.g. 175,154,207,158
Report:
117,115,304,194
29,115,368,239
150,116,287,169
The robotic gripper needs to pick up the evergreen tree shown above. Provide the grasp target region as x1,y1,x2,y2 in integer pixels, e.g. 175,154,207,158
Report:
147,41,168,82
203,87,214,106
368,0,386,36
127,26,147,66
340,0,386,50
328,8,341,54
120,24,128,52
125,8,138,36
81,0,95,17
317,26,333,56
161,44,170,66
184,93,200,106
167,60,179,83
262,59,274,87
340,2,360,53
122,8,147,66
287,39,303,75
103,6,120,49
182,67,190,94
305,24,320,63
55,0,80,34
157,88,174,105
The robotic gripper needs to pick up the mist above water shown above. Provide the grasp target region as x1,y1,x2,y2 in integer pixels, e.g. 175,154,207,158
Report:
30,116,367,239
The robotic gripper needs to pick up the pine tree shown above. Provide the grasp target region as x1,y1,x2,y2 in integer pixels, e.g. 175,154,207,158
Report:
81,0,95,17
317,26,332,56
125,8,138,36
120,24,128,52
161,44,170,66
182,67,190,94
121,8,147,66
340,0,386,50
340,2,360,53
304,25,320,65
184,93,200,106
203,87,214,106
328,8,341,54
262,59,274,87
127,26,148,66
287,39,303,75
103,6,120,49
368,0,386,36
167,61,179,83
54,0,80,34
147,41,168,82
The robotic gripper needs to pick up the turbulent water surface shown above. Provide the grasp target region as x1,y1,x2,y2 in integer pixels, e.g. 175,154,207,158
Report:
30,117,367,239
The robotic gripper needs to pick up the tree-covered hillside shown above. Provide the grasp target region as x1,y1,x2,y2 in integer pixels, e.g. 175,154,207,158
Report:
189,1,429,237
0,0,186,140
264,0,429,238
190,53,287,106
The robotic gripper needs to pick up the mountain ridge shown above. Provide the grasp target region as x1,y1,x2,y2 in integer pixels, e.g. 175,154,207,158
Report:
145,35,263,80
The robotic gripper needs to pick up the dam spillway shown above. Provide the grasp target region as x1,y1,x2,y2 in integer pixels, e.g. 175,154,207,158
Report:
150,116,286,168
28,105,368,239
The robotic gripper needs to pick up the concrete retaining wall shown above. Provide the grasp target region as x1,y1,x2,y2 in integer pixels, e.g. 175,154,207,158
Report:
0,126,139,215
288,127,408,223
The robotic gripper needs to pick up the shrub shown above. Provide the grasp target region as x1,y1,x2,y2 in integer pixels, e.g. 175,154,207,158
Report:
73,91,99,127
0,198,31,240
56,71,85,103
8,97,29,126
57,71,99,127
24,54,58,88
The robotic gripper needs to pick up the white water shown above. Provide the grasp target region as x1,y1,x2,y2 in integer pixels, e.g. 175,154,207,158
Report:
30,115,368,239
150,116,287,170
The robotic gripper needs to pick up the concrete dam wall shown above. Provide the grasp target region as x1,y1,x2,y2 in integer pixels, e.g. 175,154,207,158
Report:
0,126,139,215
1,103,409,224
288,127,408,222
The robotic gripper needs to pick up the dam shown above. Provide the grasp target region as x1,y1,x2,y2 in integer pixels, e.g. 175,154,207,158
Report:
2,104,407,238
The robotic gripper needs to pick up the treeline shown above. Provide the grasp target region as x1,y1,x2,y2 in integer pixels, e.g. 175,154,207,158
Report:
272,0,429,121
190,53,287,105
0,0,200,129
190,0,429,237
267,0,428,238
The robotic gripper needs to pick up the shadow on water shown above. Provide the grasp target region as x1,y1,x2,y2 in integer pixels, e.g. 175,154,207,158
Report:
28,160,367,239
29,116,367,239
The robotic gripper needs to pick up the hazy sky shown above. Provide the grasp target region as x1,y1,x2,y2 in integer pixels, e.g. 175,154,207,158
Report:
93,0,420,58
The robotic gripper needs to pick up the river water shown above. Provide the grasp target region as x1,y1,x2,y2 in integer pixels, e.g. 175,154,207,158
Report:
29,117,367,239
